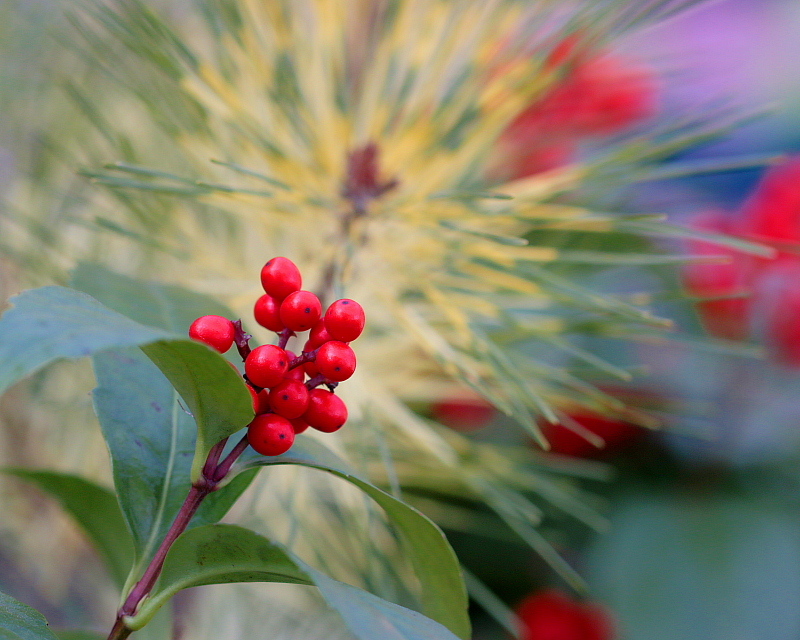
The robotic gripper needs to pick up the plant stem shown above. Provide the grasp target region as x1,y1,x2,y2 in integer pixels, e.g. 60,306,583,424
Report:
106,435,251,640
212,435,250,482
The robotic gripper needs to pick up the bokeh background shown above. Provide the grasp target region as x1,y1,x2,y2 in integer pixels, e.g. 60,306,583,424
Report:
2,1,800,639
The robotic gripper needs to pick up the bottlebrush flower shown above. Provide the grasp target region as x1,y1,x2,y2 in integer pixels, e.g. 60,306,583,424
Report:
517,589,615,640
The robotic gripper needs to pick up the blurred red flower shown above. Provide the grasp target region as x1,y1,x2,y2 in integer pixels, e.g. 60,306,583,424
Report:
683,157,800,364
540,411,643,459
516,589,615,640
432,395,496,431
496,44,658,180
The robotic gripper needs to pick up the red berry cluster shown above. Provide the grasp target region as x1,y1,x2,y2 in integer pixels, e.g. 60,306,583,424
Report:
187,256,365,457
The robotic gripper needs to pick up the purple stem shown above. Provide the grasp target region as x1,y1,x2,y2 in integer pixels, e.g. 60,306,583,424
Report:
277,328,295,350
212,435,250,482
233,320,252,360
289,349,318,369
106,434,252,640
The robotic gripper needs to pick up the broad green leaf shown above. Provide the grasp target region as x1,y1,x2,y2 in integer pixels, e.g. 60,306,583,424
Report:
54,632,106,640
92,347,255,571
587,495,800,640
0,286,253,480
0,591,59,640
70,262,235,332
237,439,471,639
129,524,462,640
1,470,134,588
71,265,259,569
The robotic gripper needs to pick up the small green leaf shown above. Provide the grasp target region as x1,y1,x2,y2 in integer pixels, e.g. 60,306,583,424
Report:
0,591,60,640
129,524,462,640
237,439,471,639
0,286,253,481
1,470,134,588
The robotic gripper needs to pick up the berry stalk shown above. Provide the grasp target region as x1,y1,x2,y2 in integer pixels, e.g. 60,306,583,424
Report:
106,437,250,640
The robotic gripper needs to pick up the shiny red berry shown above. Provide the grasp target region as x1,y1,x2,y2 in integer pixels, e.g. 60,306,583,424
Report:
247,414,295,456
280,290,322,332
324,299,365,342
306,320,333,350
260,257,302,300
289,418,310,434
188,315,235,353
268,380,310,419
245,345,289,389
303,389,347,432
315,341,356,382
284,350,305,382
254,294,285,332
255,388,271,414
247,385,260,413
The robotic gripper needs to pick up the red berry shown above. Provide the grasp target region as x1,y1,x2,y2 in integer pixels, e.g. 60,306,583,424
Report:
307,320,333,350
255,389,270,414
260,257,302,300
254,295,285,332
247,385,260,413
324,299,365,342
247,414,295,456
245,345,289,389
290,418,310,434
315,341,356,382
303,389,347,432
284,350,305,382
279,290,322,332
188,315,235,353
268,380,310,419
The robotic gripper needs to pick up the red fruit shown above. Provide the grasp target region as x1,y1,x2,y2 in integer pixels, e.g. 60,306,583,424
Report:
260,257,302,300
541,411,642,459
255,389,271,414
247,385,259,413
682,211,753,341
254,294,285,332
284,350,305,382
268,380,310,419
324,299,366,342
279,290,322,332
315,341,356,382
432,396,496,431
188,315,235,353
290,417,310,434
245,345,289,389
516,589,614,640
307,320,333,350
247,414,295,456
303,389,348,432
739,157,800,245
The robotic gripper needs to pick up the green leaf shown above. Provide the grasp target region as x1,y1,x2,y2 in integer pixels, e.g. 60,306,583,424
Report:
1,470,134,588
236,439,471,639
70,262,235,332
71,265,259,565
53,632,106,640
587,495,800,640
92,347,255,569
0,286,253,481
0,591,59,640
129,524,462,640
